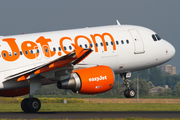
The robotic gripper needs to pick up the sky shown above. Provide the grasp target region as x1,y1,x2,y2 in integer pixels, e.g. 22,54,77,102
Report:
0,0,179,73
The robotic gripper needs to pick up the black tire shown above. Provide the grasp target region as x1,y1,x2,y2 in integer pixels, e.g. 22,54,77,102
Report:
57,81,62,89
28,98,41,113
124,89,130,98
21,98,31,113
129,89,136,98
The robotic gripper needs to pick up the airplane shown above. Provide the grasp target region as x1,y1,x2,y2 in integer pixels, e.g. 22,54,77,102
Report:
0,21,175,113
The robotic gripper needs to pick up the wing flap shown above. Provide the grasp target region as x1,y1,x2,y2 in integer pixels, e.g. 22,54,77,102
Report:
13,44,92,82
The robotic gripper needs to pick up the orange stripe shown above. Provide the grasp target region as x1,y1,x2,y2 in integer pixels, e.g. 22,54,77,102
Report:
49,59,74,68
34,59,74,74
17,73,31,81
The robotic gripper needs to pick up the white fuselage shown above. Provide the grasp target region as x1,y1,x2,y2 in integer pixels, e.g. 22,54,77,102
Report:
0,25,175,90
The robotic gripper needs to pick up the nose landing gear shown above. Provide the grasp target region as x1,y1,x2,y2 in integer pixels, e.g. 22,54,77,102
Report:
121,73,136,98
124,88,136,98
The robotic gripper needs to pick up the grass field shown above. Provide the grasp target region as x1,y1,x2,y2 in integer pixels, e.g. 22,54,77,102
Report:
1,102,180,120
32,95,180,99
1,97,180,112
1,118,180,120
1,103,180,112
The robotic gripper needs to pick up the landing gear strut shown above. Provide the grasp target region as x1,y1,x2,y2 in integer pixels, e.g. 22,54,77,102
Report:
121,73,136,98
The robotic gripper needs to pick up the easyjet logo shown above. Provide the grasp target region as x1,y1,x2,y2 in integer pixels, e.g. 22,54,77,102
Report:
89,75,107,82
1,33,116,62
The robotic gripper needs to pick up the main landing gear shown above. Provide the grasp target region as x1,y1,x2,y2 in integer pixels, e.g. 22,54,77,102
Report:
21,97,41,113
21,76,42,113
121,73,136,98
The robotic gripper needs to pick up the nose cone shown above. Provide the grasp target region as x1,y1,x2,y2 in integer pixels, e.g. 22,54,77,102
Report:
168,42,176,59
163,39,175,62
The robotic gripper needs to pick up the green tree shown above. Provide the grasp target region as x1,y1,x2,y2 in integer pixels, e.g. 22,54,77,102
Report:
149,67,163,86
162,74,180,90
101,79,124,95
159,88,172,96
130,78,150,96
131,69,149,80
173,81,180,96
35,84,75,95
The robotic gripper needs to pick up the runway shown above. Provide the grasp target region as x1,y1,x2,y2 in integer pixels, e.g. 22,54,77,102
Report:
1,111,180,119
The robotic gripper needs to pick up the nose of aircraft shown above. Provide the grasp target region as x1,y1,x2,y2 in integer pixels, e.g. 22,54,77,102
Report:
164,40,175,61
168,42,175,58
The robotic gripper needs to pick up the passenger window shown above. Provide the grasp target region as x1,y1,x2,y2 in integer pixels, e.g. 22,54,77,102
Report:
152,35,157,41
85,44,88,48
106,42,108,46
90,44,93,48
45,48,48,52
126,40,129,44
156,34,161,40
69,46,72,50
37,49,40,53
100,42,103,46
9,52,12,56
20,51,23,55
25,51,28,55
64,46,67,51
116,41,119,45
80,45,82,47
3,53,6,57
95,43,98,47
14,52,17,56
121,40,124,44
30,50,33,54
111,41,114,45
53,47,56,51
58,47,61,51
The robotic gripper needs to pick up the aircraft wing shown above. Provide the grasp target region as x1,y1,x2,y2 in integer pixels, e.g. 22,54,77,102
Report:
4,44,92,82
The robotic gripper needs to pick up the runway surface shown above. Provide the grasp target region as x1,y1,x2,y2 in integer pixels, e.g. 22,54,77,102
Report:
1,111,180,119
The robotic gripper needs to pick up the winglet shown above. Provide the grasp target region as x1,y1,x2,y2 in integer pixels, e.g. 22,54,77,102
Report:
71,43,84,58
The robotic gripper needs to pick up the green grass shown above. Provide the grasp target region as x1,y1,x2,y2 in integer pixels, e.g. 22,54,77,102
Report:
1,103,180,112
40,103,180,112
1,118,180,120
31,95,180,99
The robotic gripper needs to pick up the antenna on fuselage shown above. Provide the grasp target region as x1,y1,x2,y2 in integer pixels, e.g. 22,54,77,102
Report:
116,20,121,25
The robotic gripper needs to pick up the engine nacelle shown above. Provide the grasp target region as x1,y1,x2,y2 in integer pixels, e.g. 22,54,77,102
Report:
57,65,115,94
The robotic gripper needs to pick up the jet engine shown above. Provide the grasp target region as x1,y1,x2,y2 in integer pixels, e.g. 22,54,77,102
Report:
57,65,115,94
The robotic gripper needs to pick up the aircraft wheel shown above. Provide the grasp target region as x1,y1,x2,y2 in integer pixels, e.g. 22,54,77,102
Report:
129,89,136,98
124,89,130,98
21,98,30,113
57,81,62,89
28,98,41,113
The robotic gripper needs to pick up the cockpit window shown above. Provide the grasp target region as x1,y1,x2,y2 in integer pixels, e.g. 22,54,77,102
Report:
152,34,157,41
155,34,161,40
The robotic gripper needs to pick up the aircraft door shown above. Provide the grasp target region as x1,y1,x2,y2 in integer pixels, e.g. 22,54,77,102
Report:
129,29,144,54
